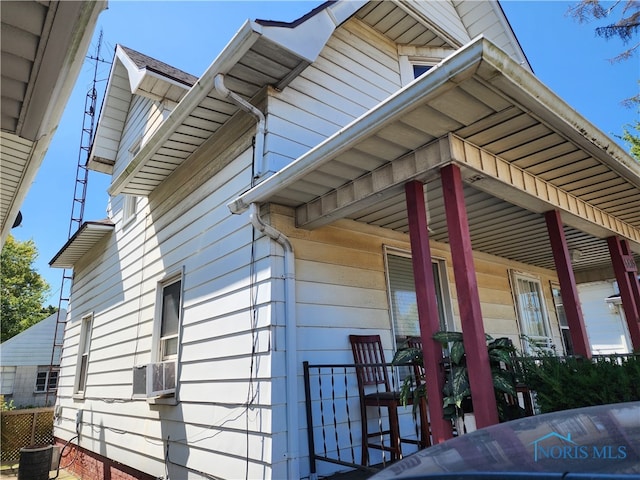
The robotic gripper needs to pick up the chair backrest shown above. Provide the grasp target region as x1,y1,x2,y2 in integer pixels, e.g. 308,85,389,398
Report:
349,334,391,392
406,336,425,380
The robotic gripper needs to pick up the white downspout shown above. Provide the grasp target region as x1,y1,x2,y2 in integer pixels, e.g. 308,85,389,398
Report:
249,203,299,479
213,74,267,178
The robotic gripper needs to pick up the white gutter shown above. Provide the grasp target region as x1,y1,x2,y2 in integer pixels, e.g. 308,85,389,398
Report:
214,74,266,178
248,203,299,480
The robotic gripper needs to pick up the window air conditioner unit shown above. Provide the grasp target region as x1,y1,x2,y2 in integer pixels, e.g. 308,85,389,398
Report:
132,361,176,398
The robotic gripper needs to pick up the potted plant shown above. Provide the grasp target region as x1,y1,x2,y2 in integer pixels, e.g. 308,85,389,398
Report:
393,331,525,433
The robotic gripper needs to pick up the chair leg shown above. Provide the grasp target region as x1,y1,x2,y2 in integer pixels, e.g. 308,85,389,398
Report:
389,404,401,461
359,405,369,466
418,398,431,448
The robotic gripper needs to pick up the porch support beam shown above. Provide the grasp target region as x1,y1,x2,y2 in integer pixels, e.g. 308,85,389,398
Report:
447,134,640,250
405,180,453,444
440,164,499,428
295,138,450,229
607,236,640,350
544,210,591,358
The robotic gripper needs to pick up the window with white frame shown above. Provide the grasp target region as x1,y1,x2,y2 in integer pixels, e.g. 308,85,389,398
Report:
511,271,553,353
1,366,16,395
154,274,183,362
551,283,573,356
74,314,93,396
385,249,453,349
123,195,138,225
123,138,141,226
35,366,59,393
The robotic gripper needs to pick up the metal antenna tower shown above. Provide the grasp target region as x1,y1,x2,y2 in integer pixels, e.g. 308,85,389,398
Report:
46,30,106,405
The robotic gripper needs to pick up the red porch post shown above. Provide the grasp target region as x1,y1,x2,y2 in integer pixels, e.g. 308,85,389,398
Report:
607,236,640,350
440,164,499,428
405,181,454,443
544,210,591,358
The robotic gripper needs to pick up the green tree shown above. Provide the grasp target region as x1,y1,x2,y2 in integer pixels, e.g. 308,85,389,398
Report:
569,1,639,160
568,0,640,62
1,234,51,342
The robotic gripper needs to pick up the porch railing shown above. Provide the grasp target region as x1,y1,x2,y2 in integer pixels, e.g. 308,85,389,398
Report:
303,361,423,478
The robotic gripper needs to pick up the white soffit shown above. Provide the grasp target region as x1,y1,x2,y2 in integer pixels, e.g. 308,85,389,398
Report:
49,221,115,269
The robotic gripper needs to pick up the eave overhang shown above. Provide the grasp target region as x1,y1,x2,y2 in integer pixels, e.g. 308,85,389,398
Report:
228,36,640,271
107,1,368,198
0,0,107,244
49,220,115,269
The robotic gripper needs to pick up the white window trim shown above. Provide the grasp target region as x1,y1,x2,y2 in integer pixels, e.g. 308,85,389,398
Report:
122,195,138,227
397,45,454,86
510,270,554,354
74,313,93,398
147,268,184,404
1,366,16,395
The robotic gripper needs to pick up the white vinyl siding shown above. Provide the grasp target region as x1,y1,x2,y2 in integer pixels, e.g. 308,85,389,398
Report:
111,97,166,181
264,18,402,174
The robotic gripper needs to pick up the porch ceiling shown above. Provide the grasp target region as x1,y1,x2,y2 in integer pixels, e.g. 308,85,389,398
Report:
229,36,640,273
49,220,115,269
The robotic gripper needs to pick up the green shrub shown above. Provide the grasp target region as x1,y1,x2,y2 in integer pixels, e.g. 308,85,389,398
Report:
523,355,640,413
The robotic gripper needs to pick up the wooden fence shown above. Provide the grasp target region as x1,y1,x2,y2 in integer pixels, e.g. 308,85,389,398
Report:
1,407,54,462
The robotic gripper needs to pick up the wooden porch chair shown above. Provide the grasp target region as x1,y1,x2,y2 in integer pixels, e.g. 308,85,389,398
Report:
406,336,431,448
349,334,427,466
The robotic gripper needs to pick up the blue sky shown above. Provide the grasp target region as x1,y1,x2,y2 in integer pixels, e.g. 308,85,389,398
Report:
11,1,638,305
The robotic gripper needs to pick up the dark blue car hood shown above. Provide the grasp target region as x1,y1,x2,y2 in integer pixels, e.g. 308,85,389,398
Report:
369,402,640,479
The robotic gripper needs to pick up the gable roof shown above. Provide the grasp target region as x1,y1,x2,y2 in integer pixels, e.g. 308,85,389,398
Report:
88,44,198,173
95,0,526,197
0,0,106,245
0,310,66,366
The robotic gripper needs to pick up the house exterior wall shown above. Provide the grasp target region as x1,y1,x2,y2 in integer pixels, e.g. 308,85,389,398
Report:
264,18,403,175
56,136,289,478
269,204,564,359
0,312,64,408
111,95,168,181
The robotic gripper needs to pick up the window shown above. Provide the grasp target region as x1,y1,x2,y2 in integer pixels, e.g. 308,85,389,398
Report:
551,283,573,356
123,195,138,225
511,271,553,353
74,314,93,396
385,249,453,349
412,64,433,78
1,366,16,395
35,366,59,393
153,274,183,362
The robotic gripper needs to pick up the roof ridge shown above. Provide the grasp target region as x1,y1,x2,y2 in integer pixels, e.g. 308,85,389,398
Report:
118,44,198,87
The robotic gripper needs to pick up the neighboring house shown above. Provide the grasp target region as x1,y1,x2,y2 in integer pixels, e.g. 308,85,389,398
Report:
0,1,106,245
0,311,65,408
49,1,640,479
578,280,633,354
